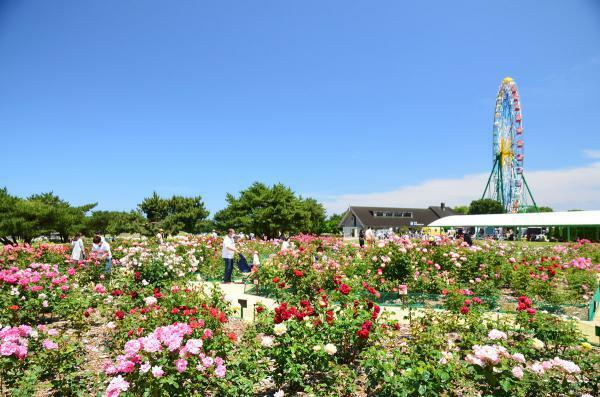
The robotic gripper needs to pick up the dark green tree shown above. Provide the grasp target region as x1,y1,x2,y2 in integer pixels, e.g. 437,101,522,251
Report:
213,182,326,238
468,199,505,215
87,210,148,236
138,192,210,235
27,192,96,242
321,213,343,234
0,189,95,243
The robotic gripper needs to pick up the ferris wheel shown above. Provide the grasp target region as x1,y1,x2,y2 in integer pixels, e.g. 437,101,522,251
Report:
482,77,537,213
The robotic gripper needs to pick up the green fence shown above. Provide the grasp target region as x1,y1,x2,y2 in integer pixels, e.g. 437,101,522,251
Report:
589,287,600,321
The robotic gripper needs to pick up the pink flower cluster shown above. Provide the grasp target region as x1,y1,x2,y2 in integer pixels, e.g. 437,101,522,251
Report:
465,344,512,367
104,323,226,397
0,263,72,293
0,325,32,359
529,357,581,375
0,324,59,359
566,257,597,271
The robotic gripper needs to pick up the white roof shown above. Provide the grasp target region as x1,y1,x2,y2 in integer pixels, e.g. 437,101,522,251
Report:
428,210,600,227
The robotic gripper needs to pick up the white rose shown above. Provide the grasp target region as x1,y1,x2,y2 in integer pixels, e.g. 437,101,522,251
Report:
273,323,287,336
324,343,337,355
261,336,274,348
531,338,545,350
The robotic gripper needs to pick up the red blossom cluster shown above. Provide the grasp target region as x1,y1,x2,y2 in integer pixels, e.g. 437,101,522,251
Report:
170,306,199,316
206,305,228,323
357,320,373,339
271,277,285,289
362,282,380,298
460,296,483,314
517,296,536,316
273,301,315,324
339,284,351,295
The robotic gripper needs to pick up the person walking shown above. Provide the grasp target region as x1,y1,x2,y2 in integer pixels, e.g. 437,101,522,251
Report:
156,229,164,244
358,229,365,248
222,229,238,283
92,235,113,273
365,227,375,246
70,234,86,262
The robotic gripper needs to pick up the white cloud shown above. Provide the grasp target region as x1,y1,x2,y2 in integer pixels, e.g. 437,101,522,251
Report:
319,162,600,214
582,149,600,159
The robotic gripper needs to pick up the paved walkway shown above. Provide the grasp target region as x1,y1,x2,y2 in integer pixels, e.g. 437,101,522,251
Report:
195,281,600,344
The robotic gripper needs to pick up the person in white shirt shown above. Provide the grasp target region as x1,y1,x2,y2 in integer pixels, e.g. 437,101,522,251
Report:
365,227,375,245
252,251,260,269
92,235,113,273
70,234,86,261
222,229,238,282
281,236,290,251
156,229,164,244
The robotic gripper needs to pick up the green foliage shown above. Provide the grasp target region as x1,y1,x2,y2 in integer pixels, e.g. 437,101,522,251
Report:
524,206,553,213
213,182,326,238
86,210,148,236
468,199,505,215
321,213,343,234
138,192,210,235
0,188,96,243
452,205,469,215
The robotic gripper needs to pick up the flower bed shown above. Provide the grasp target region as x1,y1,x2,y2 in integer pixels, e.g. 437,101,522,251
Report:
0,237,598,396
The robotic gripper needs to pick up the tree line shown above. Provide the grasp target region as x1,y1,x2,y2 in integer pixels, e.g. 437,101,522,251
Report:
0,183,342,243
452,199,553,215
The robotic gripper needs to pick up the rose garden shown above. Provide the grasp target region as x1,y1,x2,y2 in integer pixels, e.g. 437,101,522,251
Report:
0,235,598,397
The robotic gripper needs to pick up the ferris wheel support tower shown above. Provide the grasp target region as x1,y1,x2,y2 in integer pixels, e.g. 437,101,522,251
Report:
481,77,538,213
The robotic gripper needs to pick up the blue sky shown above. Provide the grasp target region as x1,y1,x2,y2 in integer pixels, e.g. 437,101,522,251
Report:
1,0,599,214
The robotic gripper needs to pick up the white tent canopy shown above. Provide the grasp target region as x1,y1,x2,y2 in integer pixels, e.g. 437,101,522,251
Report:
428,210,600,228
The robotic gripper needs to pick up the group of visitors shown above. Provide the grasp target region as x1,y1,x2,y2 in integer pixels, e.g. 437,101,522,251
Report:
70,234,113,272
221,228,262,283
358,227,391,247
221,229,297,282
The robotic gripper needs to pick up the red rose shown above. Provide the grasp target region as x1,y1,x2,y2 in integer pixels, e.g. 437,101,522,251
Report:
9,305,19,311
339,284,351,295
460,306,469,314
526,308,536,316
463,299,471,306
228,332,238,342
171,307,179,314
255,305,264,314
272,277,280,283
357,328,370,339
134,271,141,281
293,269,304,277
115,310,125,320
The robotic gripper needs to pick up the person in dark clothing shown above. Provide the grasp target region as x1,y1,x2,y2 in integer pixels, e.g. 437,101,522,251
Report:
464,228,474,246
359,229,365,248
